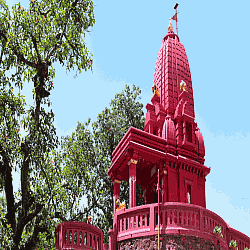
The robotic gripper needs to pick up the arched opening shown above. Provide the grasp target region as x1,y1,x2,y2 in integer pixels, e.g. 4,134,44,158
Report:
153,128,157,136
79,231,82,245
84,232,87,246
74,230,77,245
93,235,96,249
64,230,67,244
69,230,72,244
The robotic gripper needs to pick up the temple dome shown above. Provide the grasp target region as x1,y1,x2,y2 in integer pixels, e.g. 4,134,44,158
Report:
162,115,176,145
195,127,205,158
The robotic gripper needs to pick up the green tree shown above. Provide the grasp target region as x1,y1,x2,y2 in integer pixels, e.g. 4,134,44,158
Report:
59,84,146,243
0,0,95,248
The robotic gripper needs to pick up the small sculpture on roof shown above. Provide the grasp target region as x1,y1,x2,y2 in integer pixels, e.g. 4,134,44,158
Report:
152,84,160,96
180,80,188,92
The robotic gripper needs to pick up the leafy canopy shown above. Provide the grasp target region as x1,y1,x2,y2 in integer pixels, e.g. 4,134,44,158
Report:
0,0,95,248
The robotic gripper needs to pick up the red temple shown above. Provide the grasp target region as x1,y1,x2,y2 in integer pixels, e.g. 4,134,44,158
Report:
55,18,250,250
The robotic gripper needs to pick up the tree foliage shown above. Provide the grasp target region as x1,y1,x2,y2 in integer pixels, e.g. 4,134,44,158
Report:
0,0,95,248
59,84,146,243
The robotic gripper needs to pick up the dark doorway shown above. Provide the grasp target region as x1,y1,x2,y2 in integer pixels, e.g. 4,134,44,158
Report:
186,122,192,143
154,192,158,203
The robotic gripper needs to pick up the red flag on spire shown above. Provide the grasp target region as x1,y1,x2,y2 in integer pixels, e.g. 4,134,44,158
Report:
172,13,177,21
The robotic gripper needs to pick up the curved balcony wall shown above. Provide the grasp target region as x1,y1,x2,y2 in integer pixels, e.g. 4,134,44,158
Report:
114,202,250,250
55,221,103,250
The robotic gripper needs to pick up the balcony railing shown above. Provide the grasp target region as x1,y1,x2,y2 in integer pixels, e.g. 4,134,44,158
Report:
55,221,103,250
114,202,250,249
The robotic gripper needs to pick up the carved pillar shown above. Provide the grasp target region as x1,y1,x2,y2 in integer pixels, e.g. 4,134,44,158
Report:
176,120,183,146
109,229,117,250
127,149,139,209
113,179,121,215
183,120,187,143
149,123,153,134
192,123,195,144
164,160,170,202
128,159,137,208
159,161,164,203
143,187,147,204
157,126,162,137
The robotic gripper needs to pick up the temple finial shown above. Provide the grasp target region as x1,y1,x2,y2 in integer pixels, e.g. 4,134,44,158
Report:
168,18,173,32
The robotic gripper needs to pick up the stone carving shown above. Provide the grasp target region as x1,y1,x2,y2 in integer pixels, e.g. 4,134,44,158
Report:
152,84,160,96
116,199,126,211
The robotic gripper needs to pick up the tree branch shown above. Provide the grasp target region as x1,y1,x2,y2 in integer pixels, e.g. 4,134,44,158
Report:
0,144,16,234
46,0,79,62
31,33,42,64
62,33,78,57
0,29,8,43
14,200,22,211
21,142,30,221
23,202,43,226
21,222,49,250
0,30,8,65
9,43,37,68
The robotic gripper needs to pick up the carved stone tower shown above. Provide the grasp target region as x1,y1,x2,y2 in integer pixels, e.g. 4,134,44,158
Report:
144,19,208,208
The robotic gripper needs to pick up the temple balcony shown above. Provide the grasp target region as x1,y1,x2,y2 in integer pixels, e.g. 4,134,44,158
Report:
112,202,250,250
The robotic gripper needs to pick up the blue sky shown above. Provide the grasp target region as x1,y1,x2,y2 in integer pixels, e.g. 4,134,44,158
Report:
3,0,250,239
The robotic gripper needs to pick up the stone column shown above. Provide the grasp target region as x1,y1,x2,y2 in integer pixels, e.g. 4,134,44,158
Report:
163,160,169,203
149,123,153,134
158,161,165,203
113,179,121,215
183,121,187,143
163,169,168,202
126,149,139,209
109,229,117,250
128,159,137,208
176,120,183,146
